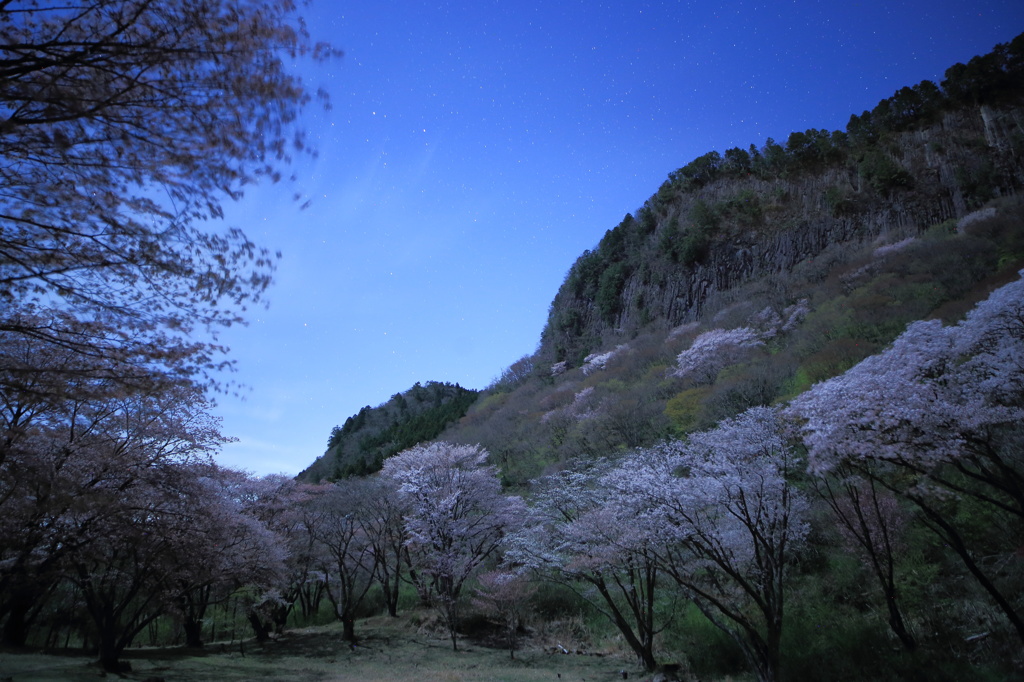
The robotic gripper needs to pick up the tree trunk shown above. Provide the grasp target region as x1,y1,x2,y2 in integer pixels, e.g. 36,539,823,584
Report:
443,592,460,652
382,576,399,617
271,602,291,635
1,596,32,647
183,618,205,648
506,616,517,660
342,615,356,643
247,611,271,643
763,624,781,682
299,581,325,620
883,591,917,651
406,566,433,607
593,579,658,672
180,585,211,647
96,626,127,673
917,498,1024,646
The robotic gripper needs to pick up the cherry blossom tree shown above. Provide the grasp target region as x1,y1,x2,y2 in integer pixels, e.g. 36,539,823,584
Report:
0,316,206,641
0,379,225,649
787,272,1024,643
353,476,409,618
811,468,916,651
381,442,524,650
309,479,379,643
670,327,765,384
471,570,536,660
604,407,808,682
45,389,233,671
74,463,288,667
174,469,290,648
0,372,296,667
0,342,84,645
0,6,338,660
509,463,667,672
229,474,323,640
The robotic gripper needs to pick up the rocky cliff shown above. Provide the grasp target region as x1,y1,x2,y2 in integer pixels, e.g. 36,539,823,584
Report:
539,102,1024,368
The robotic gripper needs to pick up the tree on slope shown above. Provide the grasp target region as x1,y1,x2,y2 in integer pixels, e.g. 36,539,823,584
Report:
605,407,808,682
788,271,1024,645
510,462,667,672
471,569,536,660
810,466,917,651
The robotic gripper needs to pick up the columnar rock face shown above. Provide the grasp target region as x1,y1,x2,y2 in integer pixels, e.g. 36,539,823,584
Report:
539,102,1024,367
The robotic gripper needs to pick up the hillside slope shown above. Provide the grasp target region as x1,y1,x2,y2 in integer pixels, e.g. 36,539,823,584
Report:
541,100,1024,369
304,33,1024,485
431,35,1024,485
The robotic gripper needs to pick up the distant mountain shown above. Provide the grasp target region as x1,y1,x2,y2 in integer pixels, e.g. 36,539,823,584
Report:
298,381,477,482
303,33,1024,486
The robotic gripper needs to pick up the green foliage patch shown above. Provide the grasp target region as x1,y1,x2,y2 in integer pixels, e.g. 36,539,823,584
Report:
300,381,479,482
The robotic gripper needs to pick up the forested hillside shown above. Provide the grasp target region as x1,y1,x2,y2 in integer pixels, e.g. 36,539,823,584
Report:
277,36,1024,679
299,381,478,481
310,34,1024,488
541,45,1024,367
307,34,1024,488
431,32,1024,488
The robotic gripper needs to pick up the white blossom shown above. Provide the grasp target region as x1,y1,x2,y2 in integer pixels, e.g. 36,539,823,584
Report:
670,326,764,383
603,407,807,682
788,271,1024,477
872,237,917,259
581,344,628,375
381,442,524,650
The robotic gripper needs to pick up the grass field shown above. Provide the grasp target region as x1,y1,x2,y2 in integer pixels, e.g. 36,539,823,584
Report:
0,613,666,682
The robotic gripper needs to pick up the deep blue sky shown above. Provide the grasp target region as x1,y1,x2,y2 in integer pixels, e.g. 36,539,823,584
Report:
213,0,1024,476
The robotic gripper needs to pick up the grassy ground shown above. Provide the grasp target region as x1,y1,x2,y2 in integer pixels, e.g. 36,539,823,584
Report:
0,613,655,682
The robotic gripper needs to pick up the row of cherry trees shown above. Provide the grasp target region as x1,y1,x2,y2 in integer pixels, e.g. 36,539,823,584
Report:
394,272,1023,680
787,270,1024,648
518,273,1023,680
505,407,807,681
0,351,291,670
3,273,1019,678
0,407,517,669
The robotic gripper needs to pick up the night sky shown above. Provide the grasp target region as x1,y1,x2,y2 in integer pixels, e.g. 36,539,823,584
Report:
212,0,1024,476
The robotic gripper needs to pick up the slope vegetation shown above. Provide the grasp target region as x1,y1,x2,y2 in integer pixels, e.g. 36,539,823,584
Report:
430,33,1024,485
299,381,478,481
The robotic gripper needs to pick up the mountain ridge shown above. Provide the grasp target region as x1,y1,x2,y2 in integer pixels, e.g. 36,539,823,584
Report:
304,32,1024,484
539,99,1024,369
